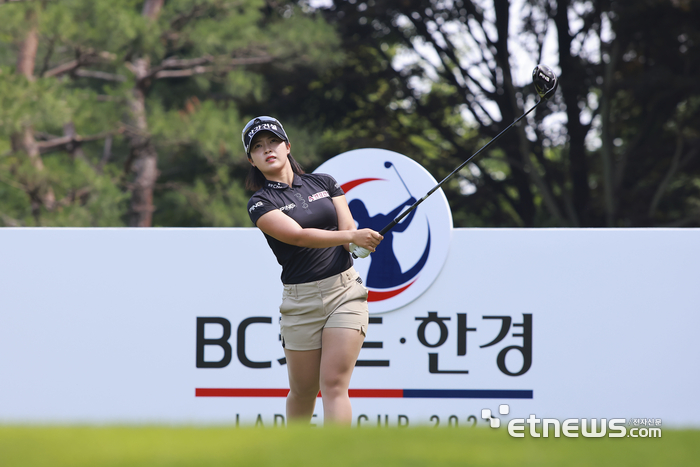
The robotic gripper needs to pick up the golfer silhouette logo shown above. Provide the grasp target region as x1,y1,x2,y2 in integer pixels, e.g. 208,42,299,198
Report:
348,162,430,291
315,149,452,314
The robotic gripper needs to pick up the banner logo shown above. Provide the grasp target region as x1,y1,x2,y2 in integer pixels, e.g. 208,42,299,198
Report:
315,148,452,313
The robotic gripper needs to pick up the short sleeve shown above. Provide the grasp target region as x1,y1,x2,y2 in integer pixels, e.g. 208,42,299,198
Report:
247,194,277,226
319,173,344,198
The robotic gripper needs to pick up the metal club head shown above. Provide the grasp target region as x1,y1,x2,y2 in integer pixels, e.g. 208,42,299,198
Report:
532,64,558,100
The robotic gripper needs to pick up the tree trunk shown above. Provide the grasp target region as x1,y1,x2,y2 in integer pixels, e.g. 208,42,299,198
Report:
14,7,56,221
554,0,590,226
142,0,164,18
125,0,164,227
127,82,159,227
15,11,41,169
16,9,38,80
600,41,620,226
494,1,535,226
62,122,86,161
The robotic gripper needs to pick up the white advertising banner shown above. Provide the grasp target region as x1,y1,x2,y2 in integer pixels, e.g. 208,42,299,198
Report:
1,227,699,427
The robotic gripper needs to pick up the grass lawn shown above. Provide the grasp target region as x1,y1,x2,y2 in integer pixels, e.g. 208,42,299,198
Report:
1,425,697,467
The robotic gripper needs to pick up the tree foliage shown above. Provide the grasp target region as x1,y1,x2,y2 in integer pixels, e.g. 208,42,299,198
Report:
1,0,698,228
0,0,341,226
306,0,700,227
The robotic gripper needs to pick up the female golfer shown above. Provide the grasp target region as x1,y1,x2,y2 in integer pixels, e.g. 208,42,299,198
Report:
243,116,383,426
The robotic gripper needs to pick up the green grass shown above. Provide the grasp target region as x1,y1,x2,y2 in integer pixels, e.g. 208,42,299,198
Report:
0,425,698,467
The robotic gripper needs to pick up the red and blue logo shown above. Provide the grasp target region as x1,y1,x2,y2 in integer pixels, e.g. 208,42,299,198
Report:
315,148,452,313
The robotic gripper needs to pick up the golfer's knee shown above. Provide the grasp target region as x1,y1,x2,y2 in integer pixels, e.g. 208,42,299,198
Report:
289,383,319,401
320,375,347,397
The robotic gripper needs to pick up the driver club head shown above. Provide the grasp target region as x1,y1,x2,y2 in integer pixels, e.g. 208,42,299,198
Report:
532,64,558,100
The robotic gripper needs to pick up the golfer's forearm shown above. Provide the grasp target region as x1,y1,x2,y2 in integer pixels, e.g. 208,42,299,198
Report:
288,228,354,249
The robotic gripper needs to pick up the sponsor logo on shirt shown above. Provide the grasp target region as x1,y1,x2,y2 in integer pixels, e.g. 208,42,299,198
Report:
279,203,296,212
248,201,263,213
308,191,330,202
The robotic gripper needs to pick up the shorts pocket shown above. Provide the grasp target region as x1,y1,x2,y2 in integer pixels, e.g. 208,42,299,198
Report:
279,294,297,315
353,278,369,300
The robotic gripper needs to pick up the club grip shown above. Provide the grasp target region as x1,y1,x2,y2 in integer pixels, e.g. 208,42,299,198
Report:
379,222,397,236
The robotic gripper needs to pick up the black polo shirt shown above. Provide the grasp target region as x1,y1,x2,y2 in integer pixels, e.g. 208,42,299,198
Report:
247,173,352,284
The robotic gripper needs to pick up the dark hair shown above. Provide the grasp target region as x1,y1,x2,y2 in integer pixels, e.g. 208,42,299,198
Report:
245,154,305,191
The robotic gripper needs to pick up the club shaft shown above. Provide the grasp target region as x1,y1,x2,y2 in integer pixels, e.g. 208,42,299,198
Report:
378,99,543,236
392,165,412,196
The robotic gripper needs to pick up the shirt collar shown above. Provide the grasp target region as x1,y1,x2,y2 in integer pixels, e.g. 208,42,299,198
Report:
265,174,302,190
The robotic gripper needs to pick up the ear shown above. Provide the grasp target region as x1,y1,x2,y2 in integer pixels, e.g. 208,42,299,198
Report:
286,142,291,155
247,154,255,167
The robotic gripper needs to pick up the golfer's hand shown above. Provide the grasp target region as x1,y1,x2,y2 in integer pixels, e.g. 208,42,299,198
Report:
349,243,370,258
350,229,383,258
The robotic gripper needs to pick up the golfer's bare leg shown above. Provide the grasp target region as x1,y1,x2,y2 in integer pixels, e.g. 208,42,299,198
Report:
319,327,365,426
284,348,321,424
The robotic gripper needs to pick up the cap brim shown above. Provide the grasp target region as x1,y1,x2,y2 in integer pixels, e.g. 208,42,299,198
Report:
245,128,288,153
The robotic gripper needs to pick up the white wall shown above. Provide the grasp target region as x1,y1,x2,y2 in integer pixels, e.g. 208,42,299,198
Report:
1,228,698,427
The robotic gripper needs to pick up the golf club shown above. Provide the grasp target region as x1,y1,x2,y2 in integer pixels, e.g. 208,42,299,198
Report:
385,161,413,198
352,64,558,258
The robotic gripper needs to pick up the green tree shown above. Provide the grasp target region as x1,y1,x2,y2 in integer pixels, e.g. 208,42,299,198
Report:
0,0,342,227
304,0,700,227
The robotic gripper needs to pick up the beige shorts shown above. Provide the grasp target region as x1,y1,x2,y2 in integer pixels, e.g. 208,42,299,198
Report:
279,267,369,351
